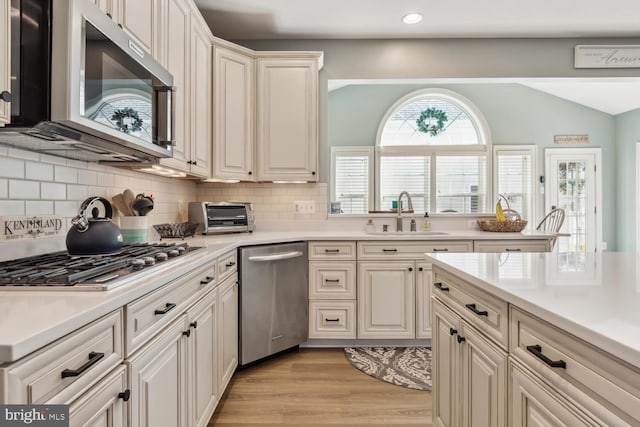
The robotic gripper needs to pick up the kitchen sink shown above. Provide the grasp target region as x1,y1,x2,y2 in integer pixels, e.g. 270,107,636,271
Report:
365,231,449,235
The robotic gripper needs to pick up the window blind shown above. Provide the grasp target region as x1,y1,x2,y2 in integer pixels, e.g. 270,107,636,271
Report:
495,148,534,223
334,153,370,214
379,156,429,213
435,155,487,213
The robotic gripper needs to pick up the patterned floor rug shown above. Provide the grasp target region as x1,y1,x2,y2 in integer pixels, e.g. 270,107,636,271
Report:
344,347,432,391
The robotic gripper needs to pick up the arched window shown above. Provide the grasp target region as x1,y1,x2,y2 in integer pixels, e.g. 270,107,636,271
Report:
376,88,492,213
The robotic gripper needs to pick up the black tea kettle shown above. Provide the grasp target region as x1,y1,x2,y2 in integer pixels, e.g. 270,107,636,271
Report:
66,197,123,256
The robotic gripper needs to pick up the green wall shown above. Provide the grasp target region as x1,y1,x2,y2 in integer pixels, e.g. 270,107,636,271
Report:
615,108,640,251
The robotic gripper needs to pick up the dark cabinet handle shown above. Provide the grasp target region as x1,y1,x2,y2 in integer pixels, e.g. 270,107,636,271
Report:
183,329,191,337
408,267,413,272
106,12,112,18
225,261,236,267
506,248,522,252
526,345,566,369
312,171,316,175
248,171,252,175
190,321,198,329
187,160,192,165
324,278,340,283
200,276,214,285
449,328,457,336
118,389,131,402
457,335,466,343
418,267,423,271
432,248,449,252
154,303,177,315
0,91,11,102
61,352,104,378
383,248,398,252
192,161,197,166
325,318,340,322
465,303,488,317
434,282,450,292
324,249,340,253
117,23,123,29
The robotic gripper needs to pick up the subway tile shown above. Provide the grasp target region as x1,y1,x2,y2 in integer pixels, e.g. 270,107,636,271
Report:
78,169,98,185
67,184,89,201
113,174,129,189
41,183,67,200
55,201,81,216
54,165,78,184
26,201,54,215
96,172,115,187
0,157,25,179
39,154,67,165
25,161,54,181
89,186,107,197
66,159,88,169
0,179,6,198
0,201,25,215
8,148,40,161
9,180,40,199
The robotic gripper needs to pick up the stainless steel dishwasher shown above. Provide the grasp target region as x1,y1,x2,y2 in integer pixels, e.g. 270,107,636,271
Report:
238,241,308,366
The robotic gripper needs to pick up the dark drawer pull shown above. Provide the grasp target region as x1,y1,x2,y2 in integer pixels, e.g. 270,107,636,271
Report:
324,279,340,283
383,248,398,252
190,321,198,329
183,329,191,337
434,282,450,292
200,276,214,285
465,303,488,317
61,351,104,378
118,389,131,402
225,261,236,267
325,318,340,322
154,303,177,315
505,248,522,252
449,328,457,336
324,249,340,253
432,248,449,252
457,335,466,343
526,345,567,369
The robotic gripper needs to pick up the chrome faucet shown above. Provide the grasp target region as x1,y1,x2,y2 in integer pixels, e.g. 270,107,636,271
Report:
396,191,414,232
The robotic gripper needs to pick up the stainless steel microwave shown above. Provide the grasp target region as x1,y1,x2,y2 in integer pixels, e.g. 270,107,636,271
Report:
0,0,175,163
188,202,256,235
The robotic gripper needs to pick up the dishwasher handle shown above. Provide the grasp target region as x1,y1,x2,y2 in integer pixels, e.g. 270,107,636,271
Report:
248,250,304,262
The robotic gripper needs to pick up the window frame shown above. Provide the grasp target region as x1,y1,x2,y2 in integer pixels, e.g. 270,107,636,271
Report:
330,146,375,214
493,145,537,224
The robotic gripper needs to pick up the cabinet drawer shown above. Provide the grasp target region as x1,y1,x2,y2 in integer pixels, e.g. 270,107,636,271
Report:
308,241,356,260
1,310,123,404
68,365,127,424
309,261,356,299
473,240,550,253
432,266,508,350
126,263,215,356
217,250,237,280
357,241,472,259
308,301,356,339
510,307,640,424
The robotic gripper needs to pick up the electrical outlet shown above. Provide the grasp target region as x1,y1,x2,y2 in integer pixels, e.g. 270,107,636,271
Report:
602,242,607,250
468,220,477,228
294,200,316,214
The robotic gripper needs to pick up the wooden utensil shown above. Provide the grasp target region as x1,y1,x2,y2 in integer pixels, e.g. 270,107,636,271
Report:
111,193,132,216
122,189,136,216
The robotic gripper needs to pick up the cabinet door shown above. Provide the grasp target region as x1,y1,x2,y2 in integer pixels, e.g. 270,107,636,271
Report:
357,261,415,339
189,14,213,178
119,0,154,53
432,299,461,427
256,57,318,182
91,0,120,21
187,289,218,427
159,0,190,172
416,262,432,339
68,366,127,427
218,275,238,392
127,316,189,427
213,46,254,181
0,0,10,125
460,322,508,427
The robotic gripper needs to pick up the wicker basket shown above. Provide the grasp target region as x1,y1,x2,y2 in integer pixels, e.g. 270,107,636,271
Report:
153,222,200,239
477,219,528,232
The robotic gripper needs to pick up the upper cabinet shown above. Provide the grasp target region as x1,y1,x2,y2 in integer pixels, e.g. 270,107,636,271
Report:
157,0,212,178
92,0,154,53
0,0,10,126
212,43,255,181
256,55,320,182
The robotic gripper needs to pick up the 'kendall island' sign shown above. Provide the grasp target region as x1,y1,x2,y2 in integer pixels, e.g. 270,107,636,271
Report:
575,45,640,68
1,216,64,240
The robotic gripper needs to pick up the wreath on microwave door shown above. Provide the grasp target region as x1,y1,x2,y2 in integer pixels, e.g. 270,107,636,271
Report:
416,107,448,136
111,108,143,134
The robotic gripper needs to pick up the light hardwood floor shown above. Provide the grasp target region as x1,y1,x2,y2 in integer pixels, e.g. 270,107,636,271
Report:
209,348,432,426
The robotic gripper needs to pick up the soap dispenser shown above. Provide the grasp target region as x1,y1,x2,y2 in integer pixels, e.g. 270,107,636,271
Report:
422,212,431,231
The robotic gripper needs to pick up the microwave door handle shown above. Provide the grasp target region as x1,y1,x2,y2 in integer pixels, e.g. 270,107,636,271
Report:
154,86,175,147
248,251,304,262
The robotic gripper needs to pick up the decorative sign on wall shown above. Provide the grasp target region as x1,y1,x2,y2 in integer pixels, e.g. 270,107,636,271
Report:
554,135,590,145
575,45,640,68
1,216,64,241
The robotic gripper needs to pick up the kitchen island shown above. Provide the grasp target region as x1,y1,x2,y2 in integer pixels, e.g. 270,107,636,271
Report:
428,251,640,426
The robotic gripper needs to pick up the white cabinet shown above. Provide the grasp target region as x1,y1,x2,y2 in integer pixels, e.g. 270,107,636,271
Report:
68,366,128,427
0,0,10,125
415,261,432,339
358,261,415,339
256,55,320,182
213,44,255,181
432,298,508,427
473,240,551,253
218,274,238,392
158,0,212,178
92,0,155,53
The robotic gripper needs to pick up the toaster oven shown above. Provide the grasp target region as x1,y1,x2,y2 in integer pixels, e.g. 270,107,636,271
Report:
188,202,255,234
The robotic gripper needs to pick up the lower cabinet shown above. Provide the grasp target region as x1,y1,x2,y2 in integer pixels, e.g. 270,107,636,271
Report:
218,274,238,392
432,298,508,427
68,365,128,427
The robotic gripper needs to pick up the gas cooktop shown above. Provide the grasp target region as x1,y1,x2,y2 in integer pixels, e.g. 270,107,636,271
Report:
0,243,205,291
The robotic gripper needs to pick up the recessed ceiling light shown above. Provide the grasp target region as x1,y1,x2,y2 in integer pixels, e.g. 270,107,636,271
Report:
402,13,423,24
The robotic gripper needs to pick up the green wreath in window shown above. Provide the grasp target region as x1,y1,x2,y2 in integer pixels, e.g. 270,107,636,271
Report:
416,108,448,136
111,108,143,134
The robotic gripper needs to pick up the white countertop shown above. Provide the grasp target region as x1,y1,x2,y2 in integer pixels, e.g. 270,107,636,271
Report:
0,229,557,364
427,252,640,370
